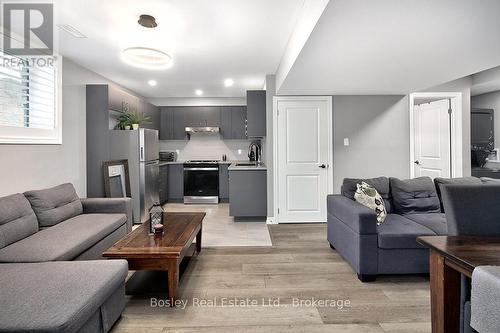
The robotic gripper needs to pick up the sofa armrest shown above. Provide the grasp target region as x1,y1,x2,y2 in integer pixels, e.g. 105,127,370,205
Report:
81,198,133,232
327,194,378,234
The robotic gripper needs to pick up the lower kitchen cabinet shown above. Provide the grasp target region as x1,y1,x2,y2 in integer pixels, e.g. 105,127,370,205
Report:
168,164,184,201
219,164,229,201
159,165,168,205
228,169,267,217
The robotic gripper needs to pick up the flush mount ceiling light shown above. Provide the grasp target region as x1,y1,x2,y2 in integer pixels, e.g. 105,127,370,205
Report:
224,78,234,87
148,79,157,86
121,47,173,70
195,89,203,96
138,14,157,28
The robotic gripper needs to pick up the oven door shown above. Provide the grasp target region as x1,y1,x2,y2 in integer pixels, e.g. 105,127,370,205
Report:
184,166,219,204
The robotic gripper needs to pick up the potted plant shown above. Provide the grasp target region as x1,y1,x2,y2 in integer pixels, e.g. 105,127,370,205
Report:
127,110,151,130
115,114,132,130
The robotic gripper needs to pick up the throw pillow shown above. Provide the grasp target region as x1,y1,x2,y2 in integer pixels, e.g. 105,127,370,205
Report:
24,183,83,228
354,181,387,225
390,177,440,215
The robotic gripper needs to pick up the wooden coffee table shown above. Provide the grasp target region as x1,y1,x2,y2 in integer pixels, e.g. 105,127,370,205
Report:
103,212,204,303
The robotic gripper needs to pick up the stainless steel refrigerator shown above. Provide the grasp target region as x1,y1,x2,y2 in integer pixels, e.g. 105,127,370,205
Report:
109,128,159,224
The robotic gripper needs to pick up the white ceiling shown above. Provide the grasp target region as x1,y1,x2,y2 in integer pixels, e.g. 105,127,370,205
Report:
56,0,303,98
278,0,500,95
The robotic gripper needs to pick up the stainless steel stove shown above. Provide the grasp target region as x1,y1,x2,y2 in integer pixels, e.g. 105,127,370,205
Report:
183,160,220,204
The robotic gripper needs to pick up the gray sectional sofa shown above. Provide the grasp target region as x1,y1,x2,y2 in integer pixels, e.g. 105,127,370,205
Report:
0,183,132,333
327,176,484,282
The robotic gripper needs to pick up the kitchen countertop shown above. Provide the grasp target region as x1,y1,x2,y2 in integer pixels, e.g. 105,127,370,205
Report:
158,160,258,167
228,162,267,171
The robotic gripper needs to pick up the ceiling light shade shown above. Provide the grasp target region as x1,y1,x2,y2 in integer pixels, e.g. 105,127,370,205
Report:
195,89,203,96
224,78,234,87
121,47,173,70
138,14,157,28
148,80,157,86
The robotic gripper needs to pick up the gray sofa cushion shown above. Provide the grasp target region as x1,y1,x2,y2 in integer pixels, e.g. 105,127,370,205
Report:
434,177,482,212
377,214,436,249
0,260,128,333
341,177,393,213
471,266,500,333
0,213,126,262
405,213,448,235
24,183,83,228
0,193,38,249
390,177,440,215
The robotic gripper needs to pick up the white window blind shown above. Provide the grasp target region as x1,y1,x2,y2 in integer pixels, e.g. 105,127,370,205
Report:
0,51,56,130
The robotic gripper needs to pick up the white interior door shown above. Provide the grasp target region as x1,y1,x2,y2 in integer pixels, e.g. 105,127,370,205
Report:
414,99,451,179
276,98,331,223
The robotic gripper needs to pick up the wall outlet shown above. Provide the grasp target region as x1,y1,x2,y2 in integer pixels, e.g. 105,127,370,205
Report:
343,138,349,146
237,149,242,155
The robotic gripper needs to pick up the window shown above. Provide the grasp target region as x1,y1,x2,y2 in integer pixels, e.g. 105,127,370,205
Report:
0,50,61,144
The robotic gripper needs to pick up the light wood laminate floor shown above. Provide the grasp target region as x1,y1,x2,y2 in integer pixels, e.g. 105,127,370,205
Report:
113,221,431,332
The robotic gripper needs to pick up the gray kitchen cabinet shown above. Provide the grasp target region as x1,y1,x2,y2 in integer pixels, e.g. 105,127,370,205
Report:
219,164,229,201
220,106,247,140
246,90,266,137
229,169,267,217
108,85,140,113
173,107,189,140
198,106,221,126
160,107,174,140
141,101,160,130
231,106,247,139
168,164,184,200
220,107,232,138
159,164,169,205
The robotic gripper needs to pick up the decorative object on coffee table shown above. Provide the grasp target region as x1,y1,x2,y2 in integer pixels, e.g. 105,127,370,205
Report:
149,202,164,234
103,212,204,304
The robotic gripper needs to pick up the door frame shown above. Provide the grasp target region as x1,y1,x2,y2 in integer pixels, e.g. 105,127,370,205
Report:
409,92,463,179
272,96,333,224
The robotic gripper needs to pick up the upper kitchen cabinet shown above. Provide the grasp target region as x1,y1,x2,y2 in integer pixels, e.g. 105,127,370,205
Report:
195,106,221,127
160,107,174,140
141,101,160,130
246,90,266,137
108,85,141,113
221,106,247,140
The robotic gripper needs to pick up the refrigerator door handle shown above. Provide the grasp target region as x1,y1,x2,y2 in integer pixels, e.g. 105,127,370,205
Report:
140,147,144,161
145,160,159,166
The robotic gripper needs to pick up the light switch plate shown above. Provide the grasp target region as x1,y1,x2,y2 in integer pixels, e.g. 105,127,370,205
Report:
343,138,349,146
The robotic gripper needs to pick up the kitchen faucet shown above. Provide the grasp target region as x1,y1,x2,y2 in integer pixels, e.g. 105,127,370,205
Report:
248,142,261,162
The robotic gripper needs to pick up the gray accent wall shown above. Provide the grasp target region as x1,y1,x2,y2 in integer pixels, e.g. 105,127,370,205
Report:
264,75,276,217
0,59,87,197
332,95,410,193
0,59,142,198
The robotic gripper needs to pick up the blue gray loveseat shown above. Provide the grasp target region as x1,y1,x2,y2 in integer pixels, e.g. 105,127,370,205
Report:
327,176,481,282
0,183,132,332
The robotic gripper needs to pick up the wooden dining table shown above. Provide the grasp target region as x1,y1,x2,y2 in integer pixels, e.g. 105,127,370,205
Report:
417,235,500,333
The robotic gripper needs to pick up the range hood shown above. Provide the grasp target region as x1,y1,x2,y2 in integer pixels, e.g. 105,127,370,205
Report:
185,126,220,134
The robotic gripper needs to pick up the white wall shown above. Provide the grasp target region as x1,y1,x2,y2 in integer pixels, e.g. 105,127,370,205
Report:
159,134,252,161
332,95,409,192
0,58,142,197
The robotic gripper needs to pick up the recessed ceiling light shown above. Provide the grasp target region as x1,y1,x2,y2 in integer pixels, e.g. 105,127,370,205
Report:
121,47,173,70
224,78,234,87
195,89,203,96
148,80,157,86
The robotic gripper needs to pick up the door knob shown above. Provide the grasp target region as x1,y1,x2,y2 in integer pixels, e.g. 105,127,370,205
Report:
414,160,421,165
319,164,327,169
